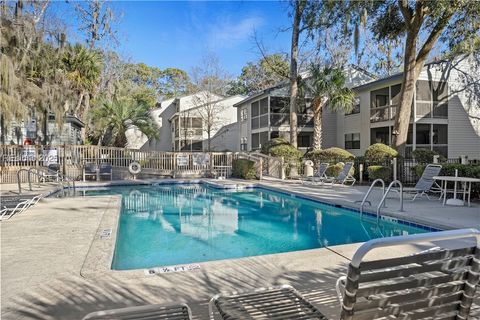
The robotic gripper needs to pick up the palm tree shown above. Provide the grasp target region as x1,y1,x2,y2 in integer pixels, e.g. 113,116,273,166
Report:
307,65,355,150
62,44,102,119
91,98,158,147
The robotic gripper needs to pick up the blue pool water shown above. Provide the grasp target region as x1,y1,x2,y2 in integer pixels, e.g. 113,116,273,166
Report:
74,184,431,270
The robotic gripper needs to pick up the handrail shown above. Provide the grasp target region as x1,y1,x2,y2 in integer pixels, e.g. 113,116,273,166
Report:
359,179,386,216
376,180,404,222
31,167,76,192
17,167,76,194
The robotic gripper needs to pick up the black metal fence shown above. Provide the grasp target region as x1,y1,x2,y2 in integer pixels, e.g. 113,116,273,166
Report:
307,157,469,186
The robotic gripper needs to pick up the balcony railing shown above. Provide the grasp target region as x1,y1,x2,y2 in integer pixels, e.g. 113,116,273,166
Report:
371,101,448,123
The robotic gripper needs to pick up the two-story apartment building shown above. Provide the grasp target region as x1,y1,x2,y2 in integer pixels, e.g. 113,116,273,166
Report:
234,66,375,151
338,56,480,158
134,91,244,151
234,56,479,159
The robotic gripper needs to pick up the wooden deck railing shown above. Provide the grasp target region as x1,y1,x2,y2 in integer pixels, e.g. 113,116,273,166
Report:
0,145,235,183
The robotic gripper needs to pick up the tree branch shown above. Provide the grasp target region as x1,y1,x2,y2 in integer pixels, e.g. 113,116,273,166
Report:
398,0,412,23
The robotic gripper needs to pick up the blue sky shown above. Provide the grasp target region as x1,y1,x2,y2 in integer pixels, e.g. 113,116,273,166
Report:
60,1,294,77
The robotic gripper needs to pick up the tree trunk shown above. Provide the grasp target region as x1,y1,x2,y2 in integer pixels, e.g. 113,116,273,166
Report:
207,130,211,152
312,105,323,150
289,1,304,148
0,114,5,145
392,29,418,156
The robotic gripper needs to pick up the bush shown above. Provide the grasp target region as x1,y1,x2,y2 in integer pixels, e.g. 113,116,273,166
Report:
232,159,257,180
412,163,480,198
364,143,398,164
325,162,355,177
305,147,355,164
261,138,289,154
411,148,444,163
367,165,392,182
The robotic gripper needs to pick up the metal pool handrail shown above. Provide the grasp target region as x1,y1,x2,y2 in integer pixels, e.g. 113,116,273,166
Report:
359,179,386,217
376,179,403,222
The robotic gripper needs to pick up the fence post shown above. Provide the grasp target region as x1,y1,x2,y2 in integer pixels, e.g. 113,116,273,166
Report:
258,158,263,180
63,143,67,175
359,163,363,184
392,157,398,181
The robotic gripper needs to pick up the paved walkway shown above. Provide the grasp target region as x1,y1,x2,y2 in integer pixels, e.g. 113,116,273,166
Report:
1,179,479,319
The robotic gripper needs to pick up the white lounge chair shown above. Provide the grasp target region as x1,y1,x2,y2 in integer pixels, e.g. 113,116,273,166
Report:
210,228,480,320
404,164,442,200
325,162,356,186
301,162,329,185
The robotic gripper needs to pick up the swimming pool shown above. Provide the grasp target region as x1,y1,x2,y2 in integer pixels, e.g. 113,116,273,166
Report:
72,184,434,270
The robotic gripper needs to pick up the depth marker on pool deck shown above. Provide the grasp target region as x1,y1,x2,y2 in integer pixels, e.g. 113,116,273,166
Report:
145,264,201,276
100,228,112,239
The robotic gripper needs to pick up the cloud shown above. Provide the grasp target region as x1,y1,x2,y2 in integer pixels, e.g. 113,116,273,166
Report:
208,15,265,49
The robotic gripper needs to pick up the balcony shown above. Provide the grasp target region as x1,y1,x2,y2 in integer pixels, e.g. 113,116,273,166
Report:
370,105,396,123
269,113,314,127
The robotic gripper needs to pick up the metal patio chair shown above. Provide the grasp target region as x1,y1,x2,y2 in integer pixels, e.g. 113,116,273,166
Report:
210,228,480,320
325,162,356,186
302,162,330,185
403,164,442,200
83,162,98,181
99,162,113,181
83,303,192,320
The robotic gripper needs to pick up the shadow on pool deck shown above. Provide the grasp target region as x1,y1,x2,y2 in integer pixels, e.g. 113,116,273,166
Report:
3,261,345,320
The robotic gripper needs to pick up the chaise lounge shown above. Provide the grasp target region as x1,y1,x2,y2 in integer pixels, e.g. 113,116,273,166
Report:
210,228,480,319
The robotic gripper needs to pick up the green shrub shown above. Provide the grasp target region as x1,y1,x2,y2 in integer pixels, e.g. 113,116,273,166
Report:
325,162,355,177
411,148,445,163
412,163,480,198
261,138,302,177
305,147,355,164
364,143,398,164
261,138,289,154
232,159,257,180
367,165,392,182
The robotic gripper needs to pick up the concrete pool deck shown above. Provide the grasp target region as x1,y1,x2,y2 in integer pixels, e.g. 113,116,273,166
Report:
1,179,480,319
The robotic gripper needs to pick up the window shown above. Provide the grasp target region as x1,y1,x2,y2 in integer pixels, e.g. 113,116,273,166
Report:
251,132,268,150
240,108,247,121
251,98,269,129
297,133,311,148
240,137,247,151
433,124,448,145
391,84,402,105
345,133,360,149
370,127,390,145
346,96,360,115
270,97,289,113
416,124,430,145
251,101,259,117
370,87,389,108
251,133,259,149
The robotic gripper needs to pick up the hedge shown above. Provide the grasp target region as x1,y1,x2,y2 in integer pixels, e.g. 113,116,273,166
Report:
305,147,355,164
367,165,392,182
232,159,257,180
365,143,398,164
411,148,445,163
413,163,480,198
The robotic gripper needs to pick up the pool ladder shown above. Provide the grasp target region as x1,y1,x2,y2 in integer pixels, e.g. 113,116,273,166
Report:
359,179,404,223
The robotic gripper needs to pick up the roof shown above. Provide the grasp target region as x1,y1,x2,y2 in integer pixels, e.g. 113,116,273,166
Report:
352,55,469,92
168,94,246,121
233,64,377,107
